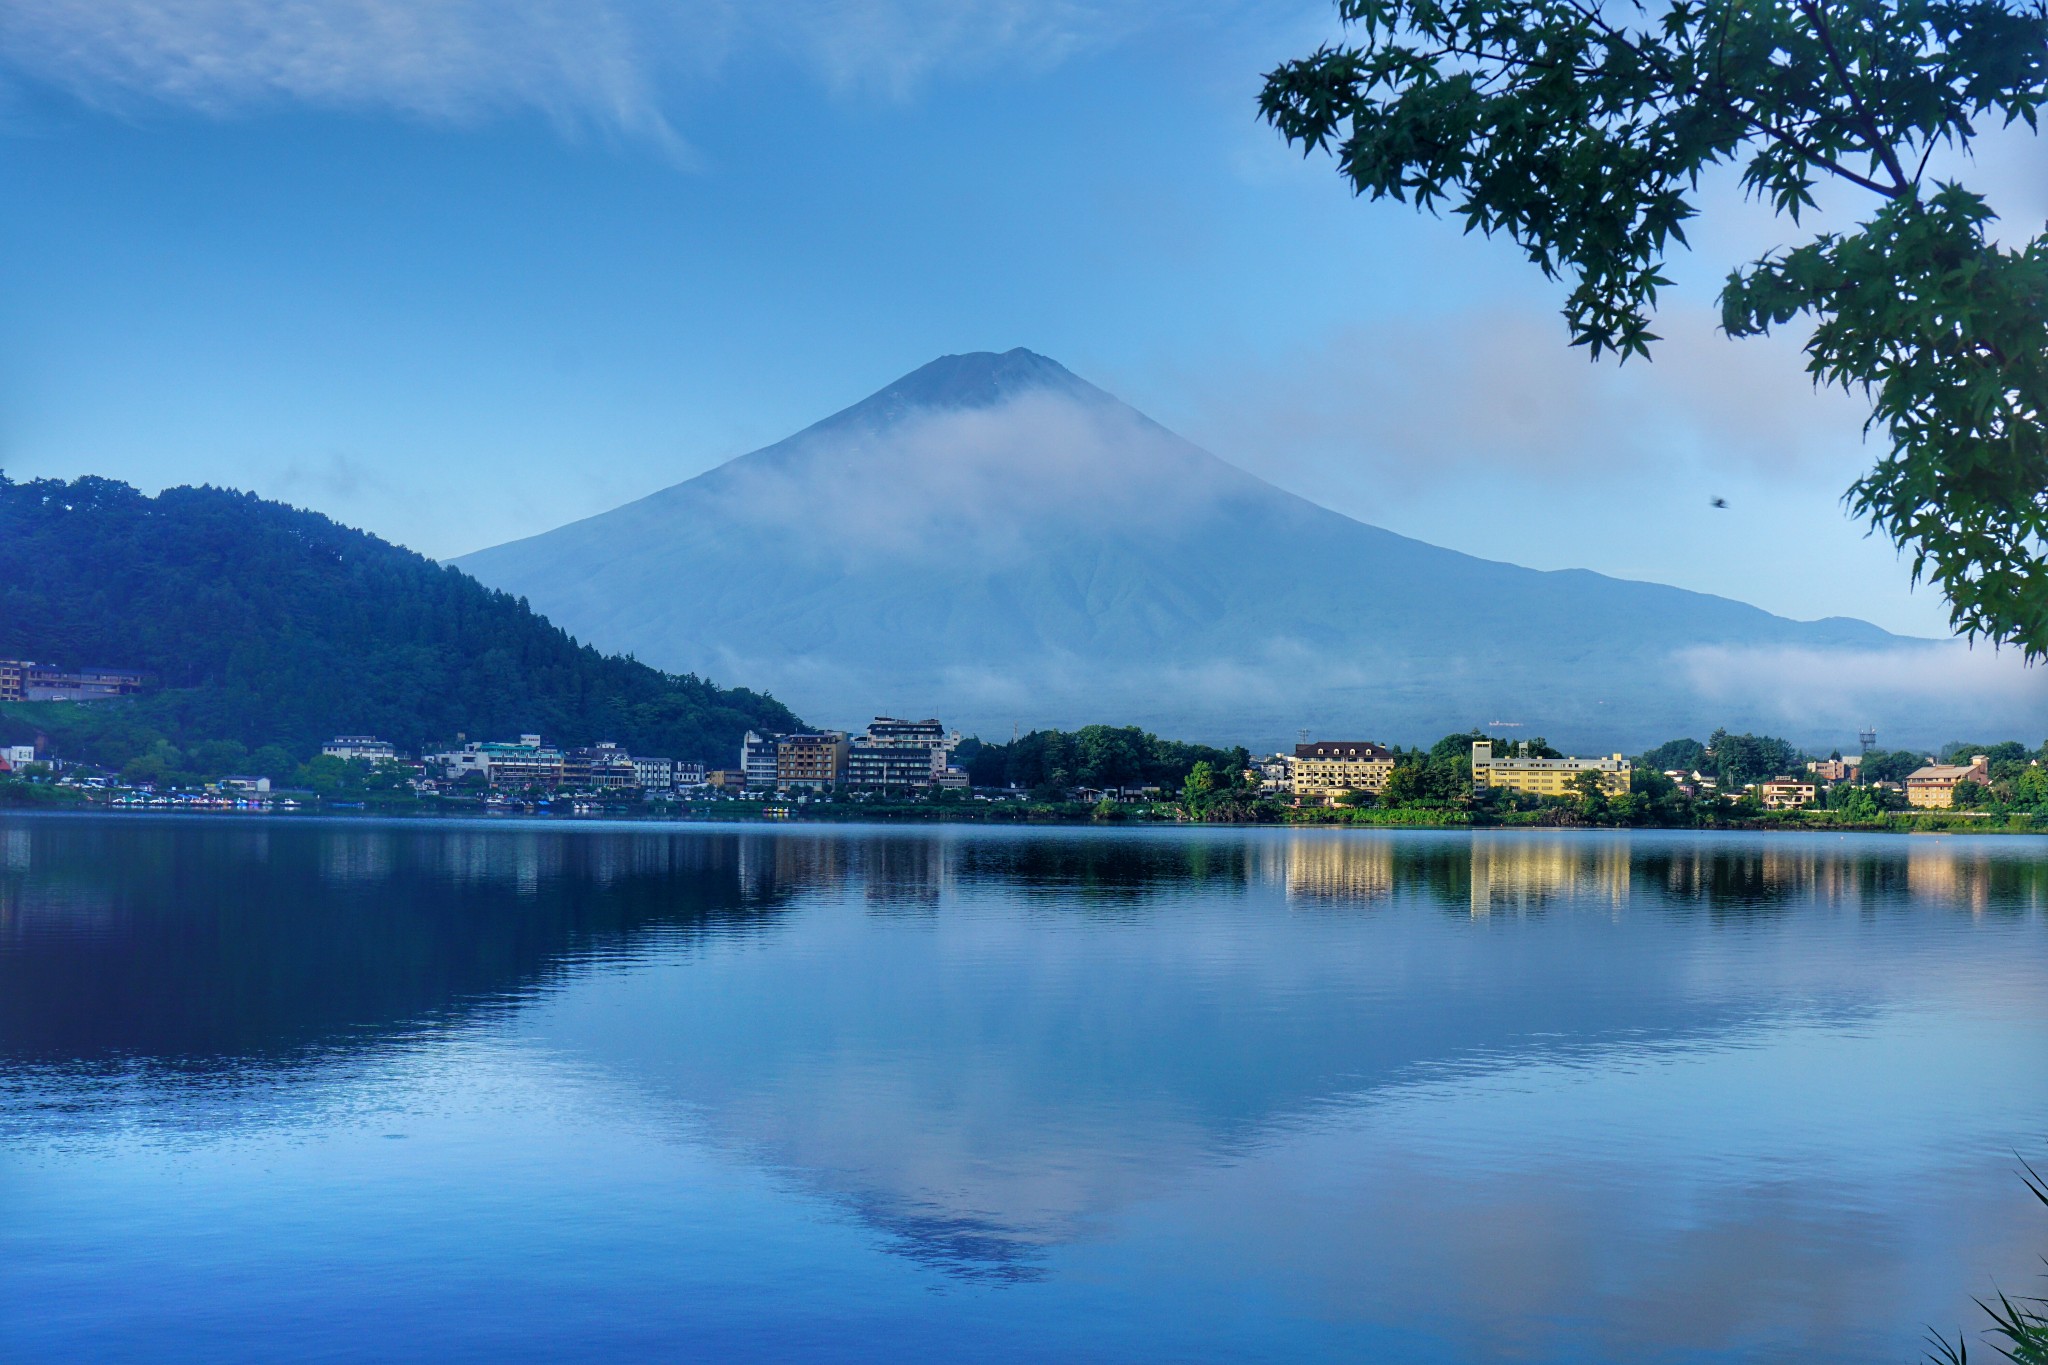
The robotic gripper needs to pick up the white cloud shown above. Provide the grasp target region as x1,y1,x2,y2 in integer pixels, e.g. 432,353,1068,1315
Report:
1169,305,1868,497
0,1,706,152
1676,642,2048,733
702,389,1253,565
0,0,1182,149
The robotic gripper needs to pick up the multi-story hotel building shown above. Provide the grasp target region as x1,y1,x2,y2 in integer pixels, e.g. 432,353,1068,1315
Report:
564,743,638,791
1290,741,1394,801
1470,741,1630,798
1906,755,1990,808
740,731,783,789
427,735,565,788
845,717,959,794
777,732,850,790
633,756,676,791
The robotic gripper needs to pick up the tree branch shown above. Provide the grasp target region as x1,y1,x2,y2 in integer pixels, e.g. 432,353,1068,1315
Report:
1798,0,1916,193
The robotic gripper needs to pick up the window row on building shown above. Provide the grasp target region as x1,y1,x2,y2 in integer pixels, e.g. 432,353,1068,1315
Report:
731,719,968,794
0,660,153,703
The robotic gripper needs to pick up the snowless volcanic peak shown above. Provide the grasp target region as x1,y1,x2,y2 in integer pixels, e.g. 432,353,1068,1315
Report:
453,351,2045,750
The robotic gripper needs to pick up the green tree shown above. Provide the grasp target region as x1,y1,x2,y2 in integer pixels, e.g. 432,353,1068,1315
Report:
1832,782,1883,819
1261,0,2048,653
294,755,362,798
1862,747,1929,783
189,739,248,777
1641,737,1708,773
1707,729,1801,786
1571,769,1612,819
0,475,803,768
1383,742,1474,806
247,744,301,784
122,739,189,788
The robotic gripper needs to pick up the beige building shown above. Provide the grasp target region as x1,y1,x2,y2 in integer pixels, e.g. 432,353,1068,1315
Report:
1470,742,1630,798
1759,778,1818,810
1807,755,1861,782
1906,755,1990,808
1291,741,1394,802
777,732,850,790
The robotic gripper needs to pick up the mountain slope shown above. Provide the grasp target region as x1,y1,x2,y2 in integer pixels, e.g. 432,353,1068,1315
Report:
455,350,2042,749
0,475,802,763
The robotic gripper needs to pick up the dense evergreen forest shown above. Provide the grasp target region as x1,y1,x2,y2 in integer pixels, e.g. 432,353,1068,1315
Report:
956,726,1250,796
0,475,803,767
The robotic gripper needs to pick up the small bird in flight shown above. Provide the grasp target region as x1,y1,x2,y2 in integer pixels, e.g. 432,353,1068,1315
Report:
1710,497,1728,509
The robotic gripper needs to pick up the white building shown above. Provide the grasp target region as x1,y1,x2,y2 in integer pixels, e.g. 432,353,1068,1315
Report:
323,735,399,763
632,756,674,791
423,735,564,787
741,731,782,788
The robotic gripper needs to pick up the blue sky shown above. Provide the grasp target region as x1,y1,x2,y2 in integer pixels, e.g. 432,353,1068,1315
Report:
3,0,2044,639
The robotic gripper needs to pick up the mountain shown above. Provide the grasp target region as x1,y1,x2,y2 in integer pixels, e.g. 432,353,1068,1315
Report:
453,350,2045,751
0,475,803,765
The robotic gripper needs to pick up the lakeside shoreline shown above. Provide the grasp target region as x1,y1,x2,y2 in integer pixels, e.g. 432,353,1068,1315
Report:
2,796,2040,837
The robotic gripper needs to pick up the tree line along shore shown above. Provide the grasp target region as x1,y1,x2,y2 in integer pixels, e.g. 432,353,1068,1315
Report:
2,717,2043,834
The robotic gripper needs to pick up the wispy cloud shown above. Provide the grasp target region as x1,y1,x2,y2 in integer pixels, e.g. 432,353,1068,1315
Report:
1676,642,2048,727
0,0,716,155
702,390,1253,565
0,0,1177,151
1169,305,1869,498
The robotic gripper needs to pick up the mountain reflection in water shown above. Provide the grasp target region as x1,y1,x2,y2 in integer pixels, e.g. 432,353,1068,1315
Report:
1,817,2045,1364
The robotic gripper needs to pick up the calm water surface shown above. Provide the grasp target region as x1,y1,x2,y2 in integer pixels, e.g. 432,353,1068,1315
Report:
2,815,2046,1363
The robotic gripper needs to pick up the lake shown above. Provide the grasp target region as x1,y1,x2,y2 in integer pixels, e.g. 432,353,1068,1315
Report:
2,815,2045,1363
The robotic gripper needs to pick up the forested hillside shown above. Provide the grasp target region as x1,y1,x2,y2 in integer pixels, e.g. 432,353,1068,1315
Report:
0,475,802,766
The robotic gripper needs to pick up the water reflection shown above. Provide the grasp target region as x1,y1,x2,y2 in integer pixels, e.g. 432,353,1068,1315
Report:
4,819,2044,1072
0,820,795,1063
2,816,2046,1360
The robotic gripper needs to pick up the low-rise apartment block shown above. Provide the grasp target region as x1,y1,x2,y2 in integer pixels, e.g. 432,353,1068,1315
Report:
1254,753,1295,795
0,661,152,702
323,735,400,763
1291,742,1394,801
1759,778,1818,809
633,756,676,791
1906,755,1990,809
1471,742,1630,798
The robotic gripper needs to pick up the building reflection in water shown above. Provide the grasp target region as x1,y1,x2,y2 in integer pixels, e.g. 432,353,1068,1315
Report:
1273,833,1396,905
2,815,2047,1305
1468,836,1630,917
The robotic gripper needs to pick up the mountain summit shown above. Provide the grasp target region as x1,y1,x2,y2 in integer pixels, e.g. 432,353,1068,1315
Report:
454,352,2041,748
